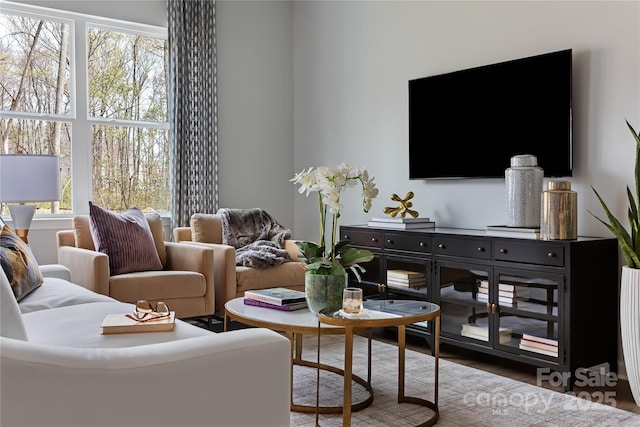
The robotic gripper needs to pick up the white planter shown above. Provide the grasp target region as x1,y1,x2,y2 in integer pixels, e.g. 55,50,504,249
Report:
621,266,640,407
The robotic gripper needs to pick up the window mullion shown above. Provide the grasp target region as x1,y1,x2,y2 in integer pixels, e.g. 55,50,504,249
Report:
72,18,92,214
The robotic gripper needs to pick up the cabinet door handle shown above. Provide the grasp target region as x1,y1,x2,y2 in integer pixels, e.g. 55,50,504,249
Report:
492,303,498,313
499,248,507,254
419,241,426,248
486,302,491,312
547,252,556,258
477,247,485,252
438,243,445,249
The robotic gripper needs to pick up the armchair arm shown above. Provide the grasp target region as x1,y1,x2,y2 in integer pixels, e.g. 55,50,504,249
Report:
1,328,290,427
175,241,236,314
164,242,216,316
57,246,110,296
284,239,305,263
173,226,192,242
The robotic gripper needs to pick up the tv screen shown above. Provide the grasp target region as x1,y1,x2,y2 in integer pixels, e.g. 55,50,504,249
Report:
409,49,572,179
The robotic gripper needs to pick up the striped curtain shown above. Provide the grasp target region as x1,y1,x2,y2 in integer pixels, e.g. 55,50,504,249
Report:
168,0,218,231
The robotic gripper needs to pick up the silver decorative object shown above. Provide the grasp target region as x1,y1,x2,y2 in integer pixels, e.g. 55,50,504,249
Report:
540,180,577,240
505,154,544,228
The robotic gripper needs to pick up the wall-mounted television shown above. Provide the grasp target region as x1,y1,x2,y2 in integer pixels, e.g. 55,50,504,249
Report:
409,49,572,179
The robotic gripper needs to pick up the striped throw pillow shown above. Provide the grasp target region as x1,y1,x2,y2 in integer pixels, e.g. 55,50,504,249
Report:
88,202,163,275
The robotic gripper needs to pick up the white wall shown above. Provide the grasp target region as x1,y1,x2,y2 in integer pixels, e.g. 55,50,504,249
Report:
7,0,640,266
292,0,640,244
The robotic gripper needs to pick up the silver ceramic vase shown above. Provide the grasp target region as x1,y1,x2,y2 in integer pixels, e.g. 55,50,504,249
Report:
505,154,544,228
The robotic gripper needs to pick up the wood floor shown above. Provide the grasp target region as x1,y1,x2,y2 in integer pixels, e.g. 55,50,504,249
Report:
372,328,640,416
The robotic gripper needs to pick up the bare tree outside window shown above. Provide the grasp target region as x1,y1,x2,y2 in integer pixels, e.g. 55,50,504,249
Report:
88,28,169,212
1,6,169,216
0,14,71,214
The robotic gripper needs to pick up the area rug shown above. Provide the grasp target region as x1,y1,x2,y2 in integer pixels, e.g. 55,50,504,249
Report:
290,334,640,427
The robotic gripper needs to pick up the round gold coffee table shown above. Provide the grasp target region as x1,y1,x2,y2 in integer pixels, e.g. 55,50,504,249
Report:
318,299,441,427
224,297,374,414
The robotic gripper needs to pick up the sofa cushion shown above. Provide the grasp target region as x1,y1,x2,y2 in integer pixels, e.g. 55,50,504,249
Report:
0,224,43,301
22,301,212,348
235,262,307,295
88,202,163,275
0,268,28,341
19,277,116,314
109,271,206,302
190,213,223,244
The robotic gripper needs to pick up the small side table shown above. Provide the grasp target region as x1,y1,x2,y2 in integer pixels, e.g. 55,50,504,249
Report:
317,299,440,427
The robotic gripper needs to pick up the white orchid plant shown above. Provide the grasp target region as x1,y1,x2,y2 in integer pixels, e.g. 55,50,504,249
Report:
291,163,379,281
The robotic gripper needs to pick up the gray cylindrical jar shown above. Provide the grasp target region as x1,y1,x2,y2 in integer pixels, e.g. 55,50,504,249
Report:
540,180,577,240
505,154,544,227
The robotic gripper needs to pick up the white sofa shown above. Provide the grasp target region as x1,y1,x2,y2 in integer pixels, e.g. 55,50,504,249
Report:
1,267,291,427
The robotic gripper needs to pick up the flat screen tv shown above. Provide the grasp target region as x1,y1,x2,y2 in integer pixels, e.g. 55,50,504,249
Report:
409,49,572,179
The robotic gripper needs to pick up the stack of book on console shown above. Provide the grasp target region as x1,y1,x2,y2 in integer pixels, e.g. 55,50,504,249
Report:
486,225,540,239
476,280,529,306
367,216,435,230
519,333,558,357
244,287,308,311
461,323,512,344
386,269,426,289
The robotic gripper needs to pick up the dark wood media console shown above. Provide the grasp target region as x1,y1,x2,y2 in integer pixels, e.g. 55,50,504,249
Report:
341,224,619,390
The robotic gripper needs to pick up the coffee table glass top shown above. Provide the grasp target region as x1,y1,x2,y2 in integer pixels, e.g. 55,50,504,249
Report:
320,299,440,326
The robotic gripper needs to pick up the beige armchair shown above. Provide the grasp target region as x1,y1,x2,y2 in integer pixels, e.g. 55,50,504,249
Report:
57,214,216,324
173,213,307,314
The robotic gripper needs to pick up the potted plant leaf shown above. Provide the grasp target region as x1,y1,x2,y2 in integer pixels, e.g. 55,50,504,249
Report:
590,119,640,407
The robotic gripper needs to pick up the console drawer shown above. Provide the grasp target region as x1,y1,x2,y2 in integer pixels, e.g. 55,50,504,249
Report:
493,240,564,267
384,232,430,253
432,236,490,259
341,228,383,249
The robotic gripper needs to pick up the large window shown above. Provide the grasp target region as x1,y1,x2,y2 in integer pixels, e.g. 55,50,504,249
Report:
0,2,169,215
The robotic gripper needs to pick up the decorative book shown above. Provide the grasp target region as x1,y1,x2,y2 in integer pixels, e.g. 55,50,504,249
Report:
101,312,176,334
243,287,306,306
370,216,431,223
368,220,435,230
243,298,308,311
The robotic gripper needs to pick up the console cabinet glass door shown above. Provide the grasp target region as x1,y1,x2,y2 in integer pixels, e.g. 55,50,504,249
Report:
493,268,563,362
435,260,491,347
384,254,429,300
353,251,383,298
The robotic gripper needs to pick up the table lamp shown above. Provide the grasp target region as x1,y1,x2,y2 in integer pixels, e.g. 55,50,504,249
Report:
0,154,61,244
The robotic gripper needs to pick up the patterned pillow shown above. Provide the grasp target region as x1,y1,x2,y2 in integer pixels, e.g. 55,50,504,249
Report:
0,224,43,301
88,202,163,275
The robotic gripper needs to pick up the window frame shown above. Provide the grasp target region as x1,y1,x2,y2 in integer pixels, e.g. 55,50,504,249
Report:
0,1,169,216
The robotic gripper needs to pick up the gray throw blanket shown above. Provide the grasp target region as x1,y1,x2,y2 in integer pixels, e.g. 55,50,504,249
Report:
218,208,293,269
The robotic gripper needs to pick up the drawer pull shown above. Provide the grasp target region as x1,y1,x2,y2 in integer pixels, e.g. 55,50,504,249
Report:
386,239,393,245
419,242,426,248
477,247,485,252
499,248,507,254
344,235,349,240
438,243,445,249
547,252,556,258
371,237,378,243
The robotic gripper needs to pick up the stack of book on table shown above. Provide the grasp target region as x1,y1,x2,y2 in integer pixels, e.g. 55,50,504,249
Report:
101,312,176,334
461,323,512,344
476,280,529,306
367,216,435,230
486,225,540,239
519,333,558,357
386,269,426,289
244,287,308,311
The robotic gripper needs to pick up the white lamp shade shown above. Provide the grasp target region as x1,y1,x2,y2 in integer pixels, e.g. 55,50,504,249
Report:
0,154,61,203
